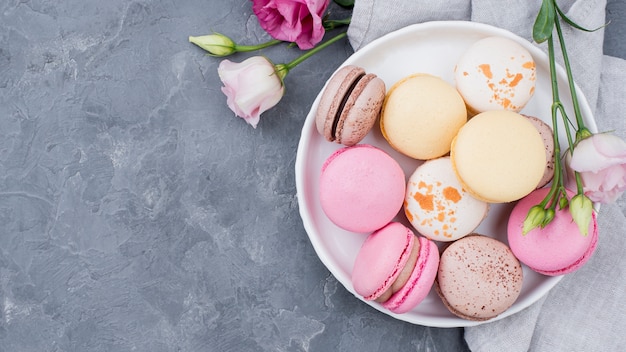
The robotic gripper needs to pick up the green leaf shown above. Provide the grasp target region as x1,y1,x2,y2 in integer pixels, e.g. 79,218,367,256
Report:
556,4,609,32
333,0,354,8
533,0,556,43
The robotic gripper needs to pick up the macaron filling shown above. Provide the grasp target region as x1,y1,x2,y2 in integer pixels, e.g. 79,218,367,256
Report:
373,236,419,302
331,72,366,141
352,223,417,301
382,237,438,314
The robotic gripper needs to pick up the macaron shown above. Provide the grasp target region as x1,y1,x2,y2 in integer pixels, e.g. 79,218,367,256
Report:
524,115,555,188
455,36,536,115
507,187,598,276
352,222,440,314
450,110,547,203
404,157,488,242
315,65,386,146
319,144,405,233
436,234,523,321
380,74,467,160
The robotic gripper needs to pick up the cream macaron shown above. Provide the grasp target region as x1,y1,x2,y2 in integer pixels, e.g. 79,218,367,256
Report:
380,74,467,160
404,157,488,242
455,36,536,115
450,110,546,203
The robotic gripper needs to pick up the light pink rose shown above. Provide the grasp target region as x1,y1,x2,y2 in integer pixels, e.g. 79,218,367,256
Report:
569,133,626,203
252,0,330,50
218,56,285,128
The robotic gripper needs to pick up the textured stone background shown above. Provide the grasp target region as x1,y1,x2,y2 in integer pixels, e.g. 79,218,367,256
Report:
0,1,624,351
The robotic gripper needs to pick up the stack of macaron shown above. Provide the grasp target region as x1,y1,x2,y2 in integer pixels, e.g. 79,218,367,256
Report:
312,35,598,321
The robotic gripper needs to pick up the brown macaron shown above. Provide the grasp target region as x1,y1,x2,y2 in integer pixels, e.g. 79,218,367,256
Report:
315,65,385,146
523,114,555,188
436,234,523,321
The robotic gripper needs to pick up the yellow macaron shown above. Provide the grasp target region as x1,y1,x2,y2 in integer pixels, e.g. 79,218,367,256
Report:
380,74,467,160
450,110,546,203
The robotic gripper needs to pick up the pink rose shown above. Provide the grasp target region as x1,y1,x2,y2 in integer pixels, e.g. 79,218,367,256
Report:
252,0,330,50
218,56,285,128
569,133,626,203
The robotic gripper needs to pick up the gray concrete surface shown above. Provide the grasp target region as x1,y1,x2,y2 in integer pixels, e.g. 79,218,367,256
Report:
605,0,626,59
0,1,623,351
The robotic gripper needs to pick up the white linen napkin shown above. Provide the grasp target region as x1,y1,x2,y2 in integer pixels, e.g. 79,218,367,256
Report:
347,1,626,351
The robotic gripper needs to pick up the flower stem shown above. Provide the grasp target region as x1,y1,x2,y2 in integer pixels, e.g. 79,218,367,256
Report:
274,31,348,81
235,39,283,52
553,14,587,138
552,3,588,195
324,17,352,30
539,34,564,210
525,0,599,233
284,31,348,71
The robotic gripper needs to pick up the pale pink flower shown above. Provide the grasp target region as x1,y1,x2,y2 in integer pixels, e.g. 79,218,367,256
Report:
218,56,285,128
252,0,330,50
569,133,626,203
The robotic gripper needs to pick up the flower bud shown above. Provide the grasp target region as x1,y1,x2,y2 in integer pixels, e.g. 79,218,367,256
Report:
576,127,592,141
523,205,546,235
217,56,285,128
558,193,569,210
569,194,593,236
189,33,237,57
542,208,556,227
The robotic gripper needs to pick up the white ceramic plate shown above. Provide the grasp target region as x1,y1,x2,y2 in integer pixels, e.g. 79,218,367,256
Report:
295,21,596,328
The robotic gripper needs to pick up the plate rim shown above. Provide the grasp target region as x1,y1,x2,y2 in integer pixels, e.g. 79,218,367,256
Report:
295,20,596,328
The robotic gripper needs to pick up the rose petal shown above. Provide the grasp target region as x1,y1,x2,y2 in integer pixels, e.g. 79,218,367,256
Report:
571,134,626,172
217,56,284,128
252,0,330,50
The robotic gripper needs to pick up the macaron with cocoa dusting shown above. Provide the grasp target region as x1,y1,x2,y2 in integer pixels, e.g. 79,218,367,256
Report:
523,114,555,188
436,234,523,321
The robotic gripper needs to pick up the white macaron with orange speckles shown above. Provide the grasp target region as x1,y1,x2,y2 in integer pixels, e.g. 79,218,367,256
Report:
404,157,488,242
455,36,536,115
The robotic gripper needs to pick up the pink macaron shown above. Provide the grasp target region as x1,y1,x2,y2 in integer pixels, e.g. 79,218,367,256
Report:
319,144,405,233
507,187,598,276
351,222,440,314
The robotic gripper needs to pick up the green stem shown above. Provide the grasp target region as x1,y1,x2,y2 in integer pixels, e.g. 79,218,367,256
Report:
553,5,588,140
552,2,587,196
285,31,347,70
538,34,563,210
324,17,352,30
547,34,561,103
235,39,283,52
575,170,585,195
556,104,575,150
